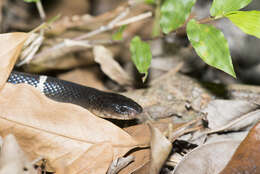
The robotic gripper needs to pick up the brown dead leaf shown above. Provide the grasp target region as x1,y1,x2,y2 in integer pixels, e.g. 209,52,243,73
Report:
0,32,29,89
173,141,240,174
148,123,172,174
119,123,163,174
204,100,260,132
0,83,139,173
120,124,151,174
219,121,260,174
58,68,106,91
93,45,133,86
0,134,37,174
66,143,113,174
120,119,196,174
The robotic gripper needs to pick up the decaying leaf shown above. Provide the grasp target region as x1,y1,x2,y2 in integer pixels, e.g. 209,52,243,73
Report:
219,121,260,173
203,100,260,133
173,141,240,174
120,118,203,173
148,123,172,174
93,45,133,86
0,83,139,173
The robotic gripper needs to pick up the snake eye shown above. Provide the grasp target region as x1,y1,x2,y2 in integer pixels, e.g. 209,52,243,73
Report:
112,104,129,114
119,106,128,113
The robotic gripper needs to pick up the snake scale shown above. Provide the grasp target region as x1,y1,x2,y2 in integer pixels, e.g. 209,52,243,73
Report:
7,71,143,120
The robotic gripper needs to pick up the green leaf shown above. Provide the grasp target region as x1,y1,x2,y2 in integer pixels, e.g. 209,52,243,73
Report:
160,0,196,34
145,0,156,4
210,0,252,17
24,0,39,2
225,11,260,39
187,19,236,77
112,25,126,41
130,36,152,82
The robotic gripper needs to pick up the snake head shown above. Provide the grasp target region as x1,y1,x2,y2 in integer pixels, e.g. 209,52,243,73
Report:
92,92,143,120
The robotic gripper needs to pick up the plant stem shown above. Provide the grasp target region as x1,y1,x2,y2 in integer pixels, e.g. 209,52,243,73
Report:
36,0,46,20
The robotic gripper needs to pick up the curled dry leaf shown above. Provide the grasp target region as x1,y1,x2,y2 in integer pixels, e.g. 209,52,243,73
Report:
0,83,139,173
93,45,133,86
120,118,198,174
173,141,240,174
0,134,37,174
219,121,260,174
204,100,260,132
148,123,172,174
0,32,29,89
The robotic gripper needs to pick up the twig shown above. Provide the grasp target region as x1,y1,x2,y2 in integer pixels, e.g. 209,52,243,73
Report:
108,7,130,26
33,10,152,64
143,16,215,41
74,8,130,40
115,11,152,27
63,39,92,47
75,11,152,41
18,32,44,66
19,0,47,66
169,115,204,142
36,0,46,20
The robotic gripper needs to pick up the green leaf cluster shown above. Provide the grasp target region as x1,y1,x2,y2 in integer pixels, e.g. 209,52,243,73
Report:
130,0,260,80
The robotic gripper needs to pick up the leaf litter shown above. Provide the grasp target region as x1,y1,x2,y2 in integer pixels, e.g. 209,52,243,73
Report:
0,32,141,174
1,31,260,174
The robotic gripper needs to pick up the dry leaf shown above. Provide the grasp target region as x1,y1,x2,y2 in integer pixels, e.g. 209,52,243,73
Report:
204,100,260,132
173,141,240,174
119,124,161,174
0,83,139,173
148,123,172,174
120,119,193,174
0,134,37,174
0,32,29,89
58,68,106,91
219,121,260,174
93,45,133,86
66,143,113,174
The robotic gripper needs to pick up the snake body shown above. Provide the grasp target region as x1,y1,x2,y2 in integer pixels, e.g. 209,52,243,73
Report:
7,71,143,119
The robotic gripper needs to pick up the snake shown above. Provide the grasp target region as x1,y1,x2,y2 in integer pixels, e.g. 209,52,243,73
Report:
7,71,143,120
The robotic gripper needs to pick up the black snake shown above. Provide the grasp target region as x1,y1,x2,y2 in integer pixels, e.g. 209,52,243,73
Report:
7,71,143,120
